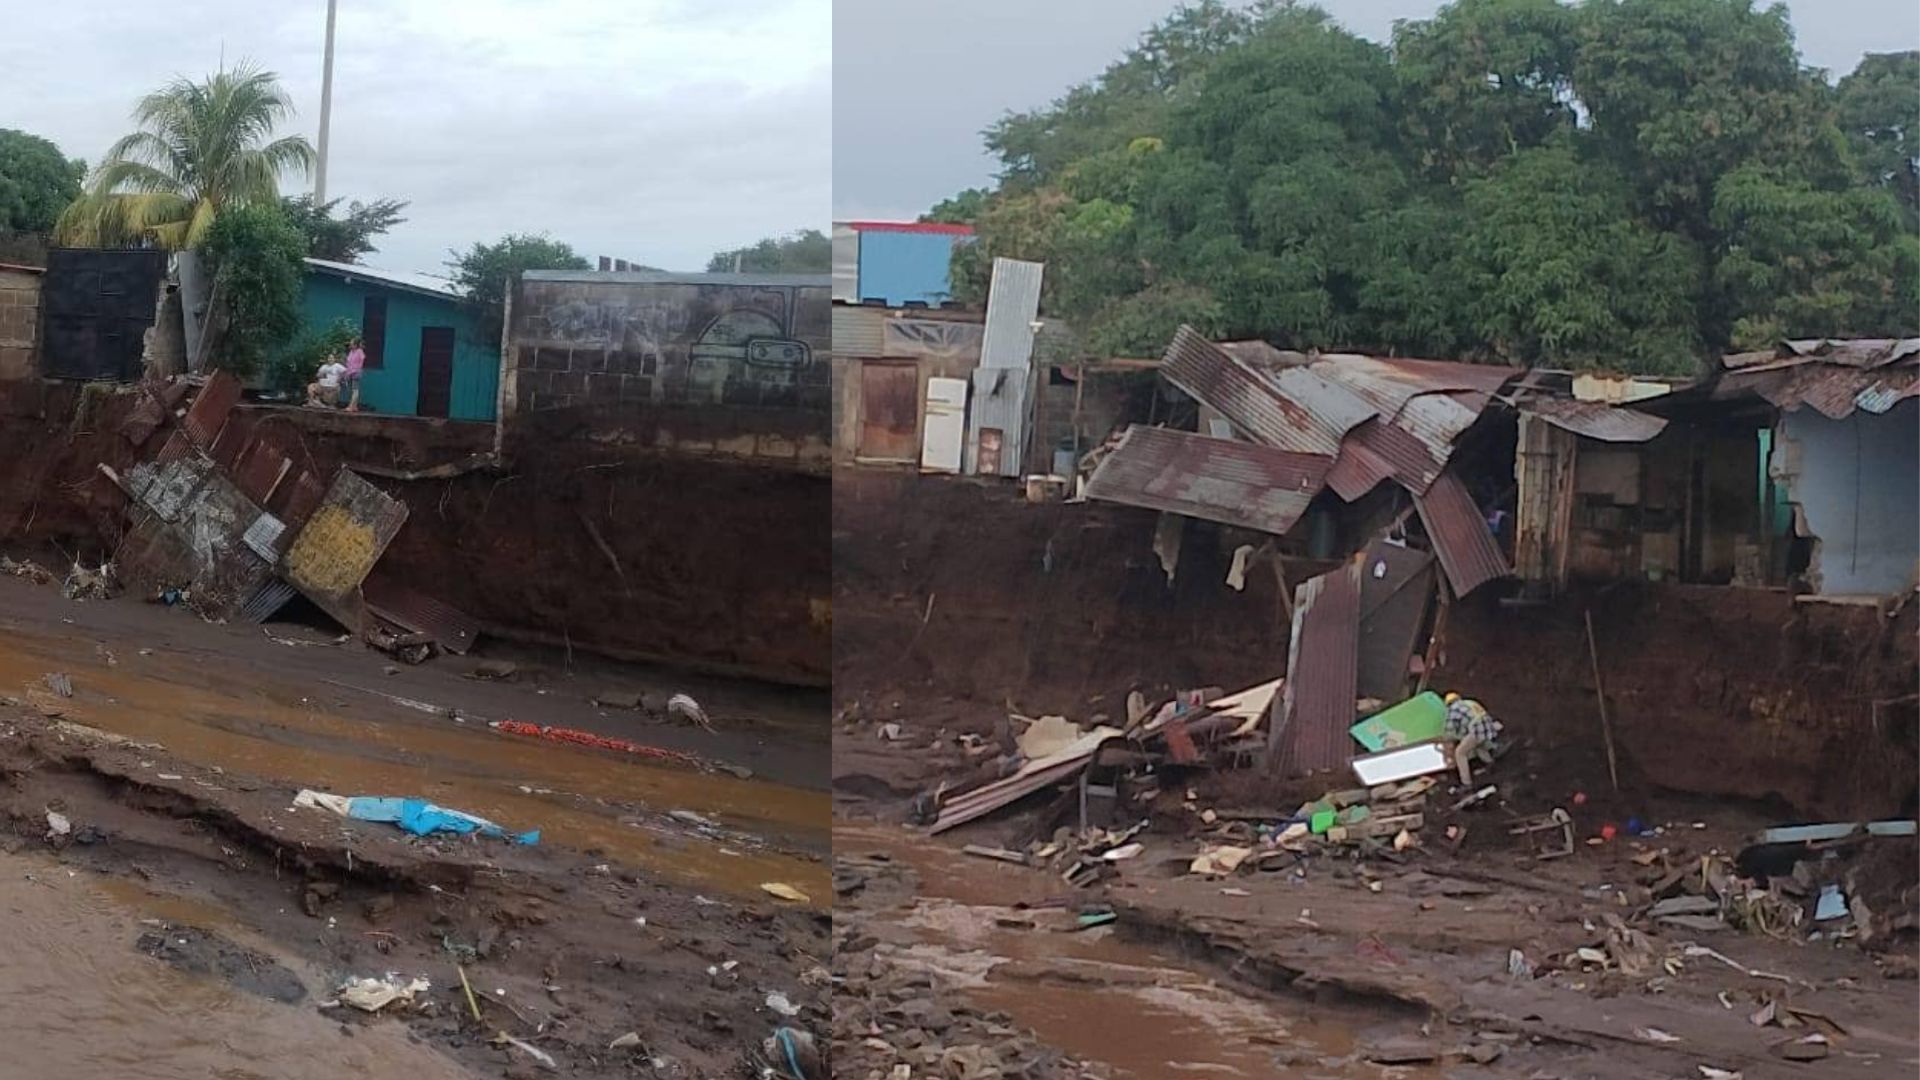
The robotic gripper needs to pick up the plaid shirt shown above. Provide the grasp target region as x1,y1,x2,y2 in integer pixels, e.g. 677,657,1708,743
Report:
1445,698,1502,744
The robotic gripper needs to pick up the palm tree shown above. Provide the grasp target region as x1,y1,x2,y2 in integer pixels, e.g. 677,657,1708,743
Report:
56,63,314,250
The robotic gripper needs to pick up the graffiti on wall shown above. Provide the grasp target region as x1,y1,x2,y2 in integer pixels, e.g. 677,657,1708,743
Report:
509,279,829,411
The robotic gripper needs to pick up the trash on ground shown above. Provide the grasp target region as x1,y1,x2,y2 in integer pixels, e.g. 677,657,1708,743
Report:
1814,884,1849,921
334,973,430,1012
666,693,713,730
765,990,801,1017
44,673,73,698
293,789,538,844
761,882,810,904
493,1032,557,1070
45,810,71,839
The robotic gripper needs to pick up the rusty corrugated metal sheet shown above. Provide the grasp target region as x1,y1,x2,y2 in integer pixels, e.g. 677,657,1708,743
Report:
1326,418,1441,500
182,370,242,447
1274,560,1362,776
1161,326,1369,455
1415,467,1511,597
1216,340,1304,368
1316,354,1516,417
1518,399,1668,443
1084,425,1330,535
1356,541,1436,703
363,577,482,654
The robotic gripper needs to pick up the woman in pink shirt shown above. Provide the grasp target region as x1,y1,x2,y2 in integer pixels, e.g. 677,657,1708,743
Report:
342,338,366,412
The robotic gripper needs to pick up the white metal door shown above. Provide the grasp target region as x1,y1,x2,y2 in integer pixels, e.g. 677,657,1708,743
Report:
921,376,968,473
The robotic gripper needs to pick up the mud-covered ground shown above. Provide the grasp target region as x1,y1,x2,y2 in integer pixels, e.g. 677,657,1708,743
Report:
0,570,831,1078
833,695,1919,1080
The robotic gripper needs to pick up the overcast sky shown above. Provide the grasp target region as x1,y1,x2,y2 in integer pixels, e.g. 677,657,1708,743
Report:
834,0,1920,222
0,0,829,275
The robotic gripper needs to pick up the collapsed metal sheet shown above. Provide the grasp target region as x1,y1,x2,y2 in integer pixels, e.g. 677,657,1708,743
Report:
182,370,243,448
1355,541,1436,703
1518,398,1669,443
1084,425,1331,536
282,469,410,631
1161,326,1370,456
363,578,483,654
1313,354,1516,421
1326,418,1441,500
1414,467,1511,597
1273,559,1362,776
116,459,273,620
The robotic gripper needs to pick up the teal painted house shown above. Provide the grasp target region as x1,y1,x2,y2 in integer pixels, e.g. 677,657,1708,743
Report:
299,258,498,420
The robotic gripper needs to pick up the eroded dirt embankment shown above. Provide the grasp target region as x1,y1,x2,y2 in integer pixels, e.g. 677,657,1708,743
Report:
834,469,1293,713
833,467,1918,820
0,380,830,685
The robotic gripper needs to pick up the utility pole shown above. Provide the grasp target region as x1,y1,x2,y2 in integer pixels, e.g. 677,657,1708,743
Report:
315,0,338,203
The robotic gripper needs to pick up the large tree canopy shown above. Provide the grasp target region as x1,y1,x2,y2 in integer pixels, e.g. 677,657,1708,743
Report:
939,0,1916,375
447,234,591,345
0,129,83,234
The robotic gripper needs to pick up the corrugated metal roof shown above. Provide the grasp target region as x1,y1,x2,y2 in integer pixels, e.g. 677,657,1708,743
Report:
1415,467,1511,597
831,305,886,358
1324,427,1397,501
978,258,1044,370
1518,399,1668,442
1726,359,1920,420
305,258,462,299
1275,560,1361,776
1084,425,1331,536
1161,327,1369,455
1216,340,1304,368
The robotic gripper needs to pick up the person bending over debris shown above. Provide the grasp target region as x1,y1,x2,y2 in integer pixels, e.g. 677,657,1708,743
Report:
1443,692,1503,785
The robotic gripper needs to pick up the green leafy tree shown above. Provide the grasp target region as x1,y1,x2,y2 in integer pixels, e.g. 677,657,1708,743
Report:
447,233,591,345
921,188,992,225
57,63,314,250
1834,51,1919,221
1392,0,1579,181
706,229,830,273
1710,166,1917,347
932,0,1915,371
1456,141,1702,372
0,129,84,233
282,194,409,263
200,204,307,378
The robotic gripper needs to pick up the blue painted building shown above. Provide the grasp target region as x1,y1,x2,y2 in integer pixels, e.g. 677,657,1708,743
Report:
298,259,498,420
833,222,973,307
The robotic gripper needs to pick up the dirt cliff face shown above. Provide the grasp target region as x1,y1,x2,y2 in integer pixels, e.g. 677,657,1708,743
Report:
0,381,829,686
1440,584,1918,821
833,466,1918,820
834,468,1294,714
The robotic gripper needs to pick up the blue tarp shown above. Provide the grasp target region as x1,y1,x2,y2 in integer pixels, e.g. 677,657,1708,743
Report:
344,796,539,845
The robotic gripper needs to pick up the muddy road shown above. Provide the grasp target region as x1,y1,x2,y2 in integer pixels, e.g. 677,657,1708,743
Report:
0,571,831,1077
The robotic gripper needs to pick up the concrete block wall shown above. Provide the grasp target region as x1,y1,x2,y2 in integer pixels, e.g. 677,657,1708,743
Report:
504,277,831,416
0,267,40,381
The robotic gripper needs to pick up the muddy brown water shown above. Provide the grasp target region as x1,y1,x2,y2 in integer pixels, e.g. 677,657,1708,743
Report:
0,848,468,1079
841,825,1423,1080
0,613,830,904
